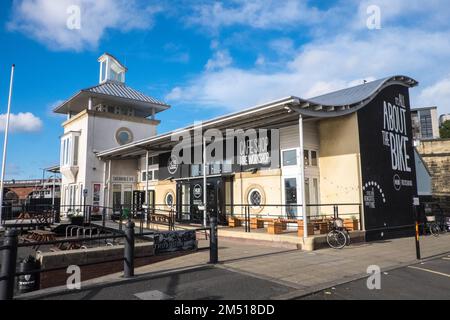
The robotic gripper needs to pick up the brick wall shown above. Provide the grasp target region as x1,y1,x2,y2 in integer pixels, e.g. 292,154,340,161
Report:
417,139,450,213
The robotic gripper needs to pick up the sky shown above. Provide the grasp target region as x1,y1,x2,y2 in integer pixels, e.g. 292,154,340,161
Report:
1,0,450,179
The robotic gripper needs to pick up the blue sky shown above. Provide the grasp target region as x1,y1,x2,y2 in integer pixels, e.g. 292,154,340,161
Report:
1,0,450,179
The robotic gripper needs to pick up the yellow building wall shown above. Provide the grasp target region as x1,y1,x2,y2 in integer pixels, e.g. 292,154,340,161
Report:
154,180,177,211
233,169,283,217
318,113,362,218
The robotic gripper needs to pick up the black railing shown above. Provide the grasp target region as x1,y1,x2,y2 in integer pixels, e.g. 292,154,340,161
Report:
0,210,218,300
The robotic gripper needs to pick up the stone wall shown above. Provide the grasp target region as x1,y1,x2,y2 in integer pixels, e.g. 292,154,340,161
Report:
416,139,450,213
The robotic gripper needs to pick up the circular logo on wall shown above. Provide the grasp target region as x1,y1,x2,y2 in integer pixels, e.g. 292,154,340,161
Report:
193,184,202,199
393,174,402,191
167,155,179,175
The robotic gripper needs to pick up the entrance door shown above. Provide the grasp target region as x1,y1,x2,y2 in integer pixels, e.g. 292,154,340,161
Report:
284,177,298,218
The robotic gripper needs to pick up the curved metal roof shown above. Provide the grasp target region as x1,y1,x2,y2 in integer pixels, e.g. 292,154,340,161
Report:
291,75,418,117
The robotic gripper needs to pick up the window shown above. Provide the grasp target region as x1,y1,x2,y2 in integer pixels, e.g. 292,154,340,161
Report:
311,151,318,166
141,169,157,182
191,164,202,177
284,178,297,218
61,133,80,167
147,155,159,166
304,149,310,166
248,189,262,208
73,136,79,166
165,192,174,207
419,110,433,139
116,128,133,145
282,150,297,166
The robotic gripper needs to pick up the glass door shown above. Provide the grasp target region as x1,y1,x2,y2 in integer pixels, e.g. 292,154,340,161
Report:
284,177,298,218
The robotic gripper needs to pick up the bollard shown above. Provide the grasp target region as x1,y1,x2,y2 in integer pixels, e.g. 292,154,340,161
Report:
0,229,19,300
102,207,106,229
124,221,135,278
413,204,421,260
209,216,218,264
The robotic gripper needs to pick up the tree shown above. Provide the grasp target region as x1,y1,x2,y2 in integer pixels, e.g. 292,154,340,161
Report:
440,120,450,139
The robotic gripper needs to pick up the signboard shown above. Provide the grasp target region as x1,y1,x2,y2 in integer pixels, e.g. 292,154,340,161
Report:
93,184,101,213
112,176,136,183
193,184,202,199
153,230,197,254
133,191,145,211
357,85,417,240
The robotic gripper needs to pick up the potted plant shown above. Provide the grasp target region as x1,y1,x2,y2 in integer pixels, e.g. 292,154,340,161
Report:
268,220,283,234
250,214,264,229
344,216,359,231
68,210,84,226
228,215,241,228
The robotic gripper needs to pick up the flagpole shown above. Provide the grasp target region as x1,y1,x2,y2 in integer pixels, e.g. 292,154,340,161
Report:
0,64,15,228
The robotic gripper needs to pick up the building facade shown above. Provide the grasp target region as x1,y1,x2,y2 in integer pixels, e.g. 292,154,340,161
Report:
411,106,440,140
56,55,424,240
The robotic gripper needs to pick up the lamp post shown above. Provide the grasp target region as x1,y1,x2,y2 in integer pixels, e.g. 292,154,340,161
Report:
0,65,15,229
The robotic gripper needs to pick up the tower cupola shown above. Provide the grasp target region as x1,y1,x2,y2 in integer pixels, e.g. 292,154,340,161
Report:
98,53,127,84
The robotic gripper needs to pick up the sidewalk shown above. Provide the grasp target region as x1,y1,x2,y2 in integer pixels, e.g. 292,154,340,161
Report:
19,233,450,299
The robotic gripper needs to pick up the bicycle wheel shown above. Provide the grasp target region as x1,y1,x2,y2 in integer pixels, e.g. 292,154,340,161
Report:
327,230,347,249
430,223,440,237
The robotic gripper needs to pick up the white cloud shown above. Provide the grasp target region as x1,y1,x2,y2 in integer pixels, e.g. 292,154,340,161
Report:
186,0,322,30
7,0,162,51
166,28,450,111
0,112,43,133
205,50,233,71
417,77,450,114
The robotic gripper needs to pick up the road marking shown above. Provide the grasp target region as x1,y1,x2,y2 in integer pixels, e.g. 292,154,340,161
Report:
408,266,450,278
442,257,450,261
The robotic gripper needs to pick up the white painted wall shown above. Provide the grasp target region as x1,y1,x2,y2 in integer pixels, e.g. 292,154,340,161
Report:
60,111,158,213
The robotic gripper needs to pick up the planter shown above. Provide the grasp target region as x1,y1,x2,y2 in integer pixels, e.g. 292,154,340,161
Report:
344,219,359,231
267,221,283,235
228,216,241,228
297,222,315,237
69,216,84,226
250,218,265,229
318,222,329,235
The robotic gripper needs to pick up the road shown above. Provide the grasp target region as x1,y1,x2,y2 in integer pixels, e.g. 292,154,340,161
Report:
18,254,449,300
31,266,296,300
302,254,450,300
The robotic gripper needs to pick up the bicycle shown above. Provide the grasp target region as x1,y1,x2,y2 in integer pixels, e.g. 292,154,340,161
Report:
327,217,350,249
426,216,441,237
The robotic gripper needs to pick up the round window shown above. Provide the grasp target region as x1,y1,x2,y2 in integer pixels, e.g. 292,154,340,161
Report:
248,189,262,208
165,192,174,207
116,128,133,145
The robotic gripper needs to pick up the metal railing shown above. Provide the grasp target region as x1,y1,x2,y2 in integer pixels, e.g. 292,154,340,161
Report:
0,214,218,300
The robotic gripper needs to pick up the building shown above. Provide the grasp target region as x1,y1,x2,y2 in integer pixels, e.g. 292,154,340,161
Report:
411,106,440,140
55,54,425,241
416,139,450,213
440,114,450,126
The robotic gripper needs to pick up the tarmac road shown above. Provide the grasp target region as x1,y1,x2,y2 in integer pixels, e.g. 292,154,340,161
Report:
302,254,450,300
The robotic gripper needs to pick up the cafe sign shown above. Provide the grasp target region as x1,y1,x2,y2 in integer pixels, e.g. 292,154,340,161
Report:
112,176,136,183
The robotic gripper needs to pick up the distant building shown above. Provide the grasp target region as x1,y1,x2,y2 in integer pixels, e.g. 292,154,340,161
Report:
440,114,450,126
411,107,440,140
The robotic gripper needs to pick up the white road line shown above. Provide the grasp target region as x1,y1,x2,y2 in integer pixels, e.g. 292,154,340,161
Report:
443,257,450,261
408,266,450,278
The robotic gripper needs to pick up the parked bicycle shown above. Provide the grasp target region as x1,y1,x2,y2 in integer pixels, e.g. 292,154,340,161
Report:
327,217,350,249
426,215,449,237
